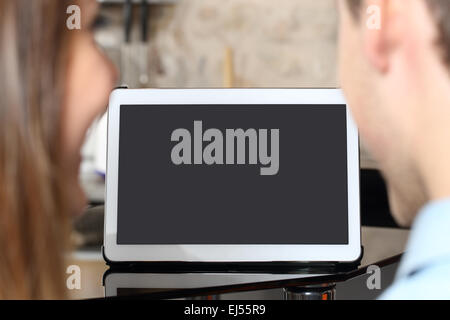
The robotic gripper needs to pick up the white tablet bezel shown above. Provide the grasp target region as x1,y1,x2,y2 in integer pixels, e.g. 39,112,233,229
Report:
104,88,360,263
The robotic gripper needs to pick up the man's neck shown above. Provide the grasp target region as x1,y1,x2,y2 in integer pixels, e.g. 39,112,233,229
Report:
413,91,450,202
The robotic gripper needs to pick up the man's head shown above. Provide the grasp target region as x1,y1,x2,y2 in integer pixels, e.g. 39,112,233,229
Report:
338,0,450,226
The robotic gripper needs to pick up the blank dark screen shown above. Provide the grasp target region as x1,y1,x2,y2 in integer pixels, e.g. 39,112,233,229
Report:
116,105,349,244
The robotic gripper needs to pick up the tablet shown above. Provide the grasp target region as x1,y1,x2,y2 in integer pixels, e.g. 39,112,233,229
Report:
103,88,361,264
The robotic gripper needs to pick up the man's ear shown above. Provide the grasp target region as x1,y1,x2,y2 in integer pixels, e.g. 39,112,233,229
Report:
362,0,403,74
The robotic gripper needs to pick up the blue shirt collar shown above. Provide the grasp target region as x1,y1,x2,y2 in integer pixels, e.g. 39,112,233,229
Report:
395,198,450,280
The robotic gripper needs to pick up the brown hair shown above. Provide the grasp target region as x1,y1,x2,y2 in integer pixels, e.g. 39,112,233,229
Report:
0,0,72,299
346,0,450,67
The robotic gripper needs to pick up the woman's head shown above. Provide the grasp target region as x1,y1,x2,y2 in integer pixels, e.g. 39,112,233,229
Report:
0,0,116,298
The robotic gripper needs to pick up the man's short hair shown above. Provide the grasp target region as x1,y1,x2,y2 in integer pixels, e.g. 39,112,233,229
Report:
346,0,450,67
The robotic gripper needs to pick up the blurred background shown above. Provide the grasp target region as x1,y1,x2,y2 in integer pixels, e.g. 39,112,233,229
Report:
73,0,409,299
98,0,337,88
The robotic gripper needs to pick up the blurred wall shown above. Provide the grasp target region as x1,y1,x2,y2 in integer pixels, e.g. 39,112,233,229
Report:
96,0,339,88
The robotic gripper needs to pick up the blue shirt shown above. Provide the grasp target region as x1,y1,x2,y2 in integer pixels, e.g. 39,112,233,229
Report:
380,199,450,299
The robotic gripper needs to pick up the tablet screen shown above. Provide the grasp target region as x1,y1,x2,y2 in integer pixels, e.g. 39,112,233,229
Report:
116,105,348,245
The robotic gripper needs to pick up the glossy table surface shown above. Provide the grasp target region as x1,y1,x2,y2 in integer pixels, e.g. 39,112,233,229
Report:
98,254,401,300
